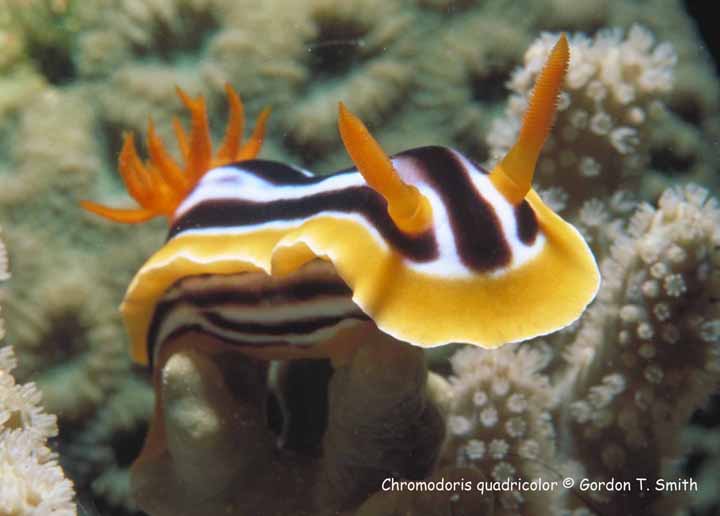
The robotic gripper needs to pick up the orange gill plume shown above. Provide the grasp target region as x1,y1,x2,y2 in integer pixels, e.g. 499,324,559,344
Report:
81,85,271,224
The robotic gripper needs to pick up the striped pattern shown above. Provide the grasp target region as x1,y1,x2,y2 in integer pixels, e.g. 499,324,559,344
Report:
124,145,600,366
147,260,367,367
172,146,544,276
143,146,547,363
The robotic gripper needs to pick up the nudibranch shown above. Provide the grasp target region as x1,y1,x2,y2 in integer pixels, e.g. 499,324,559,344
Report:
83,35,599,368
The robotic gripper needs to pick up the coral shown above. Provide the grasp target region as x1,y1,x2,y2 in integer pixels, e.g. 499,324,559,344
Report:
2,245,128,422
536,0,608,31
0,0,79,85
279,0,415,164
1,87,102,210
558,184,720,514
0,12,24,73
65,0,426,170
0,81,158,509
0,56,164,512
130,331,444,516
61,375,153,513
0,66,46,119
418,10,533,160
606,1,720,196
0,429,76,515
0,59,167,514
1,240,77,514
439,344,563,515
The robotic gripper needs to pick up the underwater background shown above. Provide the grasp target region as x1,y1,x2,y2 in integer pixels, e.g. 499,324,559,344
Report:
1,0,719,515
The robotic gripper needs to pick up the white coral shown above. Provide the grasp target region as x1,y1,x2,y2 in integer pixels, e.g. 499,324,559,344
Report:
1,235,77,514
561,184,720,513
1,345,77,515
441,344,563,515
0,430,76,516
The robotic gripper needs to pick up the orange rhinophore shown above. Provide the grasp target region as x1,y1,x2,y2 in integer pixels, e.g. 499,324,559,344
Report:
337,102,433,235
489,34,569,204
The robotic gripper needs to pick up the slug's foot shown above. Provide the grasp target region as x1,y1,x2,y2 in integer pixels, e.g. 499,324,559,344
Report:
130,329,445,516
